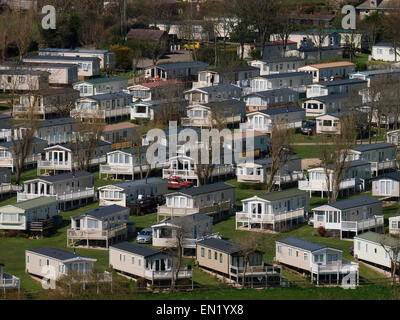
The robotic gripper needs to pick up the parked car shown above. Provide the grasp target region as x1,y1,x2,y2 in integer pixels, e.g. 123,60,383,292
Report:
136,228,153,244
301,120,316,135
167,176,193,189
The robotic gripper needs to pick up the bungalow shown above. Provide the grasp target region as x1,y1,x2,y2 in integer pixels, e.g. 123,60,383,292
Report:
184,84,242,104
144,61,209,81
315,112,368,135
298,160,372,197
354,231,400,273
297,46,344,64
196,238,282,286
371,172,400,198
157,182,236,222
312,196,383,238
73,76,128,97
0,61,78,86
193,66,260,89
25,247,96,281
249,72,313,93
39,48,115,69
298,61,356,83
34,118,77,146
346,142,397,177
370,42,400,62
98,178,168,207
349,68,400,87
236,155,304,186
23,55,101,79
37,140,111,175
306,79,368,98
181,99,246,128
0,138,48,171
109,242,193,285
249,57,305,76
152,213,214,255
245,106,306,133
389,214,400,236
0,196,59,231
0,69,49,92
275,237,359,285
17,171,95,211
127,79,185,102
72,92,132,122
67,205,129,248
387,130,400,149
302,94,355,117
0,263,20,292
236,189,309,232
244,88,299,113
162,154,235,187
13,88,80,120
0,168,21,199
99,147,149,180
102,122,138,149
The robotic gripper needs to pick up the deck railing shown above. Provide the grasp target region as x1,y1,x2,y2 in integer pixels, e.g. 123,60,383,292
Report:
67,223,127,240
17,188,95,202
236,208,305,224
0,274,20,289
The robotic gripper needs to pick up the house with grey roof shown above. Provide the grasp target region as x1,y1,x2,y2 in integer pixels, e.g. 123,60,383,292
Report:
68,204,130,249
249,57,305,76
157,182,236,222
33,117,77,146
184,83,242,104
236,155,304,186
302,93,359,117
196,238,282,286
37,140,111,175
17,171,95,211
0,138,48,171
194,65,260,89
372,172,400,198
0,69,49,92
73,76,128,97
0,196,59,231
346,142,397,177
249,72,313,93
306,78,368,98
0,61,79,86
98,177,167,207
312,196,383,238
349,68,400,87
144,61,209,81
109,241,193,285
71,91,132,122
39,48,115,69
152,213,214,255
244,88,299,112
181,99,246,128
0,263,20,292
275,237,359,285
0,168,21,200
245,106,306,133
236,188,309,232
298,160,372,197
354,231,400,273
25,247,96,281
24,55,101,79
371,42,400,62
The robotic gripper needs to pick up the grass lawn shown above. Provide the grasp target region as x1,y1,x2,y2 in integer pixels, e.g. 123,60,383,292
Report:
293,144,321,159
1,168,400,299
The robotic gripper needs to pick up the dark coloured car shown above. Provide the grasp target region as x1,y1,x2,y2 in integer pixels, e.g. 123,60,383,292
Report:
301,121,316,135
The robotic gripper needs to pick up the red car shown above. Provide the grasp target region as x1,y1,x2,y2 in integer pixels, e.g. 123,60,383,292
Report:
168,176,193,189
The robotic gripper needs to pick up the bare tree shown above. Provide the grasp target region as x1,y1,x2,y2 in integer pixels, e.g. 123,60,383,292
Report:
275,4,298,57
383,3,400,63
265,122,295,193
317,114,357,203
378,233,400,285
69,113,106,172
310,21,330,62
0,9,12,62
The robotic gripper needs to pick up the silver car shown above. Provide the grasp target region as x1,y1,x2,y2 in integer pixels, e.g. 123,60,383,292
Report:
136,228,153,244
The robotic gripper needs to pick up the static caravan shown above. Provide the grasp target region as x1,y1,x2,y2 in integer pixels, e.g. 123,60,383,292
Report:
249,57,305,76
298,61,356,83
73,76,128,97
98,178,168,207
372,172,400,198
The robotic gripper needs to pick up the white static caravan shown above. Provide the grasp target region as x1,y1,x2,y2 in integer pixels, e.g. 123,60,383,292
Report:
98,178,168,207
